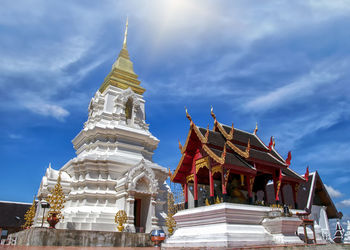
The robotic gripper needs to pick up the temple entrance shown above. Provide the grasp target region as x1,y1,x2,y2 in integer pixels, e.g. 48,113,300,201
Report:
134,198,141,231
133,196,150,233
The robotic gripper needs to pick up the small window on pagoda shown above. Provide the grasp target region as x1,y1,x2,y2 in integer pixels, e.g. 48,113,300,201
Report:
125,97,133,120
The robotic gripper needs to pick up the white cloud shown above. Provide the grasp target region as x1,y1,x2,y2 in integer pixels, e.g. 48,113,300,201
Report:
245,70,338,112
303,143,350,163
325,184,343,198
24,102,69,121
340,199,350,207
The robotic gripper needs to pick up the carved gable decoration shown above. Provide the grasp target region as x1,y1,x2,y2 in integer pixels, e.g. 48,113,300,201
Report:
118,88,141,107
127,159,157,194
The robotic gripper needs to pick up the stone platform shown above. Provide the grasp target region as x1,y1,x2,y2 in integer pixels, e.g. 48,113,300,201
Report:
9,228,152,247
162,203,305,248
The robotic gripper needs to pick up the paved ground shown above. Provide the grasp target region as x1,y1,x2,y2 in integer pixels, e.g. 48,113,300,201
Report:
0,247,158,250
0,244,349,250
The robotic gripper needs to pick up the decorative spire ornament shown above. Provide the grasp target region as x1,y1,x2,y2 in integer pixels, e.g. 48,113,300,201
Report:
166,191,176,235
23,196,36,229
285,151,292,166
47,171,66,220
304,166,309,182
115,210,127,232
185,107,193,124
123,17,128,49
268,136,273,151
254,122,258,134
178,139,183,152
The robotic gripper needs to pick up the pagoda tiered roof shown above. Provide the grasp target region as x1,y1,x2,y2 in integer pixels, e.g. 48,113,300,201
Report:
171,108,305,184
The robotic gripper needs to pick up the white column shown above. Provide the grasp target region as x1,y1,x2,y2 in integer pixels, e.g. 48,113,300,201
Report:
126,193,135,232
150,194,159,232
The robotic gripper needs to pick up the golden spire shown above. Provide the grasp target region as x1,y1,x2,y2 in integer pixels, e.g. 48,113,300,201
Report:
123,17,128,49
99,18,145,94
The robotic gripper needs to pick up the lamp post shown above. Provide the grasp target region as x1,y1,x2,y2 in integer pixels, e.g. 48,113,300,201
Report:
40,200,50,228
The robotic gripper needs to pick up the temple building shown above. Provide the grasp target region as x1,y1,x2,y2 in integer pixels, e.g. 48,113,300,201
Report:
164,108,342,248
171,108,305,208
33,20,168,233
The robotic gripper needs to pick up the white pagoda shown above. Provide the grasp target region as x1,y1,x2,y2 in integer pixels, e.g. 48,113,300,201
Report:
33,19,169,233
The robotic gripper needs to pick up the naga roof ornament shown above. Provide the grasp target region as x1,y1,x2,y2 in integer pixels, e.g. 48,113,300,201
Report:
185,107,193,125
254,122,258,134
178,139,183,152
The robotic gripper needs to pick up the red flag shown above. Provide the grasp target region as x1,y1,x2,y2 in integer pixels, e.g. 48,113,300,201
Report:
285,151,292,166
304,166,309,182
268,136,273,151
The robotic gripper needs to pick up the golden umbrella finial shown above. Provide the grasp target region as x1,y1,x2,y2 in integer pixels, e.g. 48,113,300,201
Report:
123,16,128,49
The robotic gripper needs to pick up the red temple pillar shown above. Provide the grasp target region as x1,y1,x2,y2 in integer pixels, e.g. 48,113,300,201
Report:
192,149,201,207
184,182,188,209
194,170,198,207
209,167,214,204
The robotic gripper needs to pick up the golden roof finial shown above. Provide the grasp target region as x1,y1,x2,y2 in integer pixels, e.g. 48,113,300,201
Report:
178,139,183,152
185,107,192,123
254,122,258,134
123,16,128,49
210,106,216,120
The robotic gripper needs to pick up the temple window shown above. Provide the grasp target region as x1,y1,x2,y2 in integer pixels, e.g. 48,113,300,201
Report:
125,97,133,120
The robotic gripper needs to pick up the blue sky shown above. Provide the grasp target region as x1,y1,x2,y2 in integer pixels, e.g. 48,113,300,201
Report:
1,0,350,226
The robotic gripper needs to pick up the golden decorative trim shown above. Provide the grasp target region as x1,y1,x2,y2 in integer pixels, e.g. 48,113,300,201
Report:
203,144,226,165
181,128,193,154
186,174,194,183
216,121,234,140
240,174,244,186
212,165,222,175
193,124,208,144
205,124,210,141
224,169,230,188
195,156,210,173
226,139,250,159
171,153,186,182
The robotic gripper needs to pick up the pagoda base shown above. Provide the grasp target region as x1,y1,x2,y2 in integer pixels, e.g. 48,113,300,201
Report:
162,203,304,248
8,228,152,247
